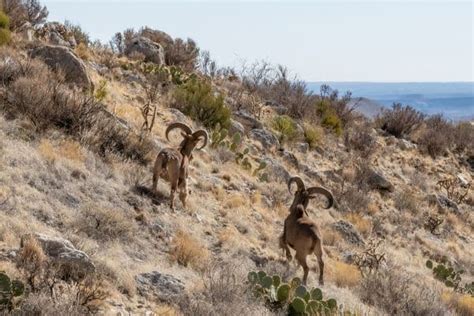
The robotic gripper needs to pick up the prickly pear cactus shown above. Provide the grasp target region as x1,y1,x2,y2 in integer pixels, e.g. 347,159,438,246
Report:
0,272,25,311
246,270,340,315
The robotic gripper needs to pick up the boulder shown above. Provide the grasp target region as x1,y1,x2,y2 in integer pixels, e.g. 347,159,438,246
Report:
278,150,298,169
366,169,394,192
234,110,263,131
140,28,174,49
125,36,165,65
262,157,290,183
249,129,280,151
21,233,95,280
399,139,417,150
427,194,459,213
332,220,364,246
135,271,184,302
30,45,93,90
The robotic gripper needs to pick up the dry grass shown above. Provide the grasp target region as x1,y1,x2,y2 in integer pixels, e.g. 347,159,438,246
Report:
37,139,57,162
442,291,474,316
57,139,85,163
224,193,247,209
345,213,372,237
76,207,136,242
75,43,91,61
321,226,341,247
331,261,361,288
170,230,210,271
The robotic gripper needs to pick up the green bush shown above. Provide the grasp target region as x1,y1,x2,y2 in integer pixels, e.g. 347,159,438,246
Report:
316,100,343,136
303,123,323,149
172,77,230,129
271,115,298,145
0,11,11,46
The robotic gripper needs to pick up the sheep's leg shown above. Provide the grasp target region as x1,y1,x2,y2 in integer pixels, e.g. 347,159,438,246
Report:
278,233,292,262
314,239,324,285
170,182,177,210
296,252,309,285
178,177,187,208
152,155,164,192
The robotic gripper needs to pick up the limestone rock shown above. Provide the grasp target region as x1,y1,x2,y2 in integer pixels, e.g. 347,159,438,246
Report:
30,45,93,90
125,37,165,65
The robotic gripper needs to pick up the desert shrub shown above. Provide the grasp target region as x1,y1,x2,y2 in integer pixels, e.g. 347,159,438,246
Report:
337,186,370,213
4,71,101,133
376,103,425,138
319,84,357,127
74,42,90,61
437,176,471,204
2,0,48,30
418,114,454,158
453,121,474,153
359,267,447,315
353,238,386,276
93,79,107,102
302,123,323,149
165,37,199,71
424,211,445,235
316,99,343,136
76,206,136,242
271,114,297,146
64,20,89,46
170,230,209,271
178,261,267,316
0,10,10,46
172,77,230,129
344,123,377,158
394,190,419,213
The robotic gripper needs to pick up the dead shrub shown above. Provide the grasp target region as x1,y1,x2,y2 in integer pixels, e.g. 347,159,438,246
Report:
170,230,209,271
437,176,471,204
394,190,419,214
376,103,425,138
353,238,386,276
178,261,267,316
344,122,377,158
358,266,448,315
2,0,48,30
17,236,47,291
419,115,454,158
76,207,136,242
453,122,474,153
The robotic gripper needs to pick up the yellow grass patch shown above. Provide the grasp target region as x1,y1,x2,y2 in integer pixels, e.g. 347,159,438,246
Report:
331,261,361,288
38,139,57,162
170,230,209,271
345,213,372,237
57,139,85,163
224,193,247,209
321,226,342,247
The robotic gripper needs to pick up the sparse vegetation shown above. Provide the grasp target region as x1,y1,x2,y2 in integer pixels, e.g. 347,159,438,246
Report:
172,77,231,129
0,10,10,46
376,103,425,138
271,115,298,147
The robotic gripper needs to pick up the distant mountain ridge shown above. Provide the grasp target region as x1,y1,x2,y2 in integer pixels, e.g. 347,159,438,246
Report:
307,82,474,121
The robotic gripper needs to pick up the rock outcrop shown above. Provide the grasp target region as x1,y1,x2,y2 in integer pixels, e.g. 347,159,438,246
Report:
125,37,165,65
30,45,93,90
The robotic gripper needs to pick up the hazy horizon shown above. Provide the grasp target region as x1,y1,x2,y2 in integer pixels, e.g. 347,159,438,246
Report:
42,0,473,83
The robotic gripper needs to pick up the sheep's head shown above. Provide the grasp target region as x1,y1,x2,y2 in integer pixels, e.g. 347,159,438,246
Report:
166,122,208,156
288,176,334,211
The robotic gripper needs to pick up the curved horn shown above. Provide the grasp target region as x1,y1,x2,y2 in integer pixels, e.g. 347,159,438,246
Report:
307,186,334,209
288,176,305,194
192,129,208,149
166,122,192,141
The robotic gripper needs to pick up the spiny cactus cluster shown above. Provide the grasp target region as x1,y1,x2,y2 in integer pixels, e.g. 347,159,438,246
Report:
140,63,196,86
0,271,25,311
210,125,268,180
210,124,241,152
248,271,339,315
425,260,473,295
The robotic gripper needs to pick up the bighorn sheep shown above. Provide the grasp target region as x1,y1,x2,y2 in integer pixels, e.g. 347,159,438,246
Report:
279,176,334,285
152,122,208,209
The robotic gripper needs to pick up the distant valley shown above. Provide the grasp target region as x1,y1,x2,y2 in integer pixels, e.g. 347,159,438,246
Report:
308,82,474,121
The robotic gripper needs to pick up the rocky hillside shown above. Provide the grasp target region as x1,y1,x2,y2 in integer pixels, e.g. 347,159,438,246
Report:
0,2,473,315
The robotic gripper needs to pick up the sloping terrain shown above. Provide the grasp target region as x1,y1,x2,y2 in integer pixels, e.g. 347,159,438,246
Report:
0,10,473,316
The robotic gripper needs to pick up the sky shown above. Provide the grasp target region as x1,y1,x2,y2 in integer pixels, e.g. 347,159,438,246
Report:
42,0,473,82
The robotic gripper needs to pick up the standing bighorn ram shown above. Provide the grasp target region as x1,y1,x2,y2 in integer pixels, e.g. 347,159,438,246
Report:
152,122,208,209
279,176,334,285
